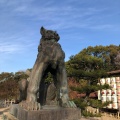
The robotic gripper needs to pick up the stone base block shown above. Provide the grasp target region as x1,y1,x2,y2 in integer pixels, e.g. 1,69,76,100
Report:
9,104,81,120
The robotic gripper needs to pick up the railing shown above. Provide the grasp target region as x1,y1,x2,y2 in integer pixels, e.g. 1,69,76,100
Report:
101,111,120,119
86,106,120,119
4,99,15,107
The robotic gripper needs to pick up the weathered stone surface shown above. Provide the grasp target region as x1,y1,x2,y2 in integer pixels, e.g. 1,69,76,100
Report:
9,27,80,120
18,79,28,102
19,27,76,109
10,104,81,120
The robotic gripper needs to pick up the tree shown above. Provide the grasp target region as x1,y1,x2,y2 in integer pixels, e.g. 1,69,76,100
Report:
65,45,119,115
70,82,111,113
0,72,14,81
66,45,120,84
14,71,29,82
114,52,120,69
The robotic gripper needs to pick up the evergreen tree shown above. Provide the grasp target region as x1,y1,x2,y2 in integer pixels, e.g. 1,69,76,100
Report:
66,45,120,84
66,45,119,113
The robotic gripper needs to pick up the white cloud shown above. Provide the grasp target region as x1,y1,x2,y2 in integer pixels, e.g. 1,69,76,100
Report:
0,0,119,32
0,33,36,54
0,42,23,54
0,0,120,73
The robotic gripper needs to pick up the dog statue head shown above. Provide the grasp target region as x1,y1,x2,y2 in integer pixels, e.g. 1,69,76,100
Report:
40,27,60,42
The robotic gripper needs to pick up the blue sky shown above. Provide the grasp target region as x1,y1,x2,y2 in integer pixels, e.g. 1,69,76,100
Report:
0,0,120,73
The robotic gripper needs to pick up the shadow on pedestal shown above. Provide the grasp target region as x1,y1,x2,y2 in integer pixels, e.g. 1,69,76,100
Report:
9,104,81,120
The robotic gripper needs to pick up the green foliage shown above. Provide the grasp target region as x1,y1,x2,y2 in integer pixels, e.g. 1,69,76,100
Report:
45,72,53,83
114,52,120,69
82,110,101,117
72,94,111,112
89,99,112,108
71,83,111,110
70,84,110,96
66,45,120,83
78,79,88,87
73,97,111,112
73,98,88,110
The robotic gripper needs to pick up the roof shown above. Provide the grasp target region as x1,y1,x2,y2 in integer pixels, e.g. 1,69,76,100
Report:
107,70,120,75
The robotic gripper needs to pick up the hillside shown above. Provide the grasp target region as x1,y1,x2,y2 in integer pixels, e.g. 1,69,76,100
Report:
0,71,29,100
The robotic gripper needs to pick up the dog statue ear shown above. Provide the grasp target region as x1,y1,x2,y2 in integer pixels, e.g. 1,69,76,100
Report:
40,26,46,35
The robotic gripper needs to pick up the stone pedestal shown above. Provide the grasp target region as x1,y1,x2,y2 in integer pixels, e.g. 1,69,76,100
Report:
9,104,81,120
